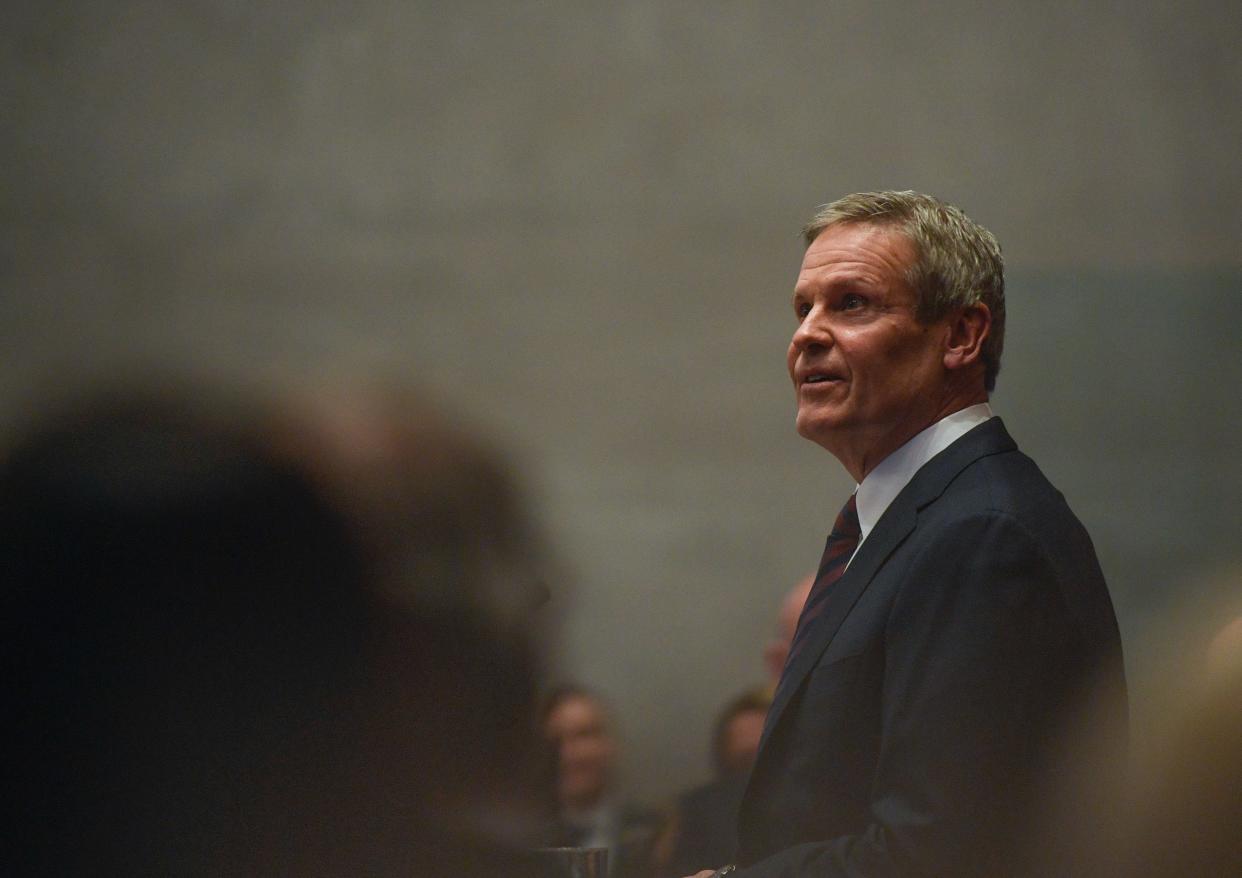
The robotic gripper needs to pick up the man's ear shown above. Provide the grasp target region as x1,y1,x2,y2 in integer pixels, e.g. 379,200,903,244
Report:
943,303,991,372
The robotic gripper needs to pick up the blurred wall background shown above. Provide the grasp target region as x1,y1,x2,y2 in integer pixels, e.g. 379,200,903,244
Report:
4,1,1240,804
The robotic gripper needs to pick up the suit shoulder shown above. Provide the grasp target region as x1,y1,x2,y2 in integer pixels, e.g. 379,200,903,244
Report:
909,441,1100,566
947,447,1065,511
928,446,1099,555
916,447,1116,634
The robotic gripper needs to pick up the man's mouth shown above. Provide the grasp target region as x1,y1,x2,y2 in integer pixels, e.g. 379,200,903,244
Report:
801,372,841,385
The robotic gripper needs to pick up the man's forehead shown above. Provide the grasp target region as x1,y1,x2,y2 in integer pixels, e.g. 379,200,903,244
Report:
796,222,915,288
804,222,913,262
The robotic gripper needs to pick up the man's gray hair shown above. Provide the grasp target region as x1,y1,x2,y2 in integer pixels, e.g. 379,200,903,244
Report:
802,191,1006,392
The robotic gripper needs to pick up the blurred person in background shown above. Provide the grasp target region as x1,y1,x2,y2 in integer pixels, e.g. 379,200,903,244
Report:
1207,613,1242,676
686,191,1126,878
1108,648,1242,877
710,690,769,778
542,685,665,878
664,573,809,875
1,377,551,876
660,689,771,877
761,575,814,691
1035,597,1242,878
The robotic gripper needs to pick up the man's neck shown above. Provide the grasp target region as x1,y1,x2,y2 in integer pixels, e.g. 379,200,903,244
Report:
837,388,989,483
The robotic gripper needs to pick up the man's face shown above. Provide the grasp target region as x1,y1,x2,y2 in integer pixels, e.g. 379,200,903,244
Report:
787,223,950,476
544,695,616,811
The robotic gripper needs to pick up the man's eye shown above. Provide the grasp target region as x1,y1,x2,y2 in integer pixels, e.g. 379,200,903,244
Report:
795,301,811,319
841,293,866,310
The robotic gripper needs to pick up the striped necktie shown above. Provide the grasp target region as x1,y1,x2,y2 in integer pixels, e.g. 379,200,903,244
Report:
782,492,861,673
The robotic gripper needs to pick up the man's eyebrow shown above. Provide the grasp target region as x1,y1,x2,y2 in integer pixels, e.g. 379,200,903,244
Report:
795,272,876,297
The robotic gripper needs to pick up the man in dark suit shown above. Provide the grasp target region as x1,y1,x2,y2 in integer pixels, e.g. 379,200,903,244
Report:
686,191,1126,878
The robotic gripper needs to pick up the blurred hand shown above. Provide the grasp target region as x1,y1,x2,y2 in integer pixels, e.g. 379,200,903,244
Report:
686,871,718,878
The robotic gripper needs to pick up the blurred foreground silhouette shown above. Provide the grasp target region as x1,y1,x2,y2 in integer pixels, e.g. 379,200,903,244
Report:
1033,588,1242,878
3,377,552,876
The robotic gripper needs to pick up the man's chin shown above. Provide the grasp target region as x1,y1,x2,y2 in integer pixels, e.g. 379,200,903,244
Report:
795,411,843,445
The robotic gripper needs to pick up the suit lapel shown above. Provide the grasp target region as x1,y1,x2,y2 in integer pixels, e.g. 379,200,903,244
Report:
755,418,1018,755
757,500,916,753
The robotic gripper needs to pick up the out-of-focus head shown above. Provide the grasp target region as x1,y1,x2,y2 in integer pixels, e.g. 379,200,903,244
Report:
800,191,1005,393
541,686,618,813
1207,615,1242,678
1,379,551,875
273,379,551,632
274,380,555,838
711,689,772,776
1036,602,1242,878
1116,618,1242,877
764,574,813,685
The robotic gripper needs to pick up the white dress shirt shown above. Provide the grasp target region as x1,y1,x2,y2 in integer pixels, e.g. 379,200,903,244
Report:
851,403,995,559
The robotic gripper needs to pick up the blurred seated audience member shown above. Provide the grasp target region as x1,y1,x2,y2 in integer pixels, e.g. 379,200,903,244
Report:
660,575,810,876
660,689,772,877
711,689,770,777
541,685,665,878
761,574,813,689
2,380,551,877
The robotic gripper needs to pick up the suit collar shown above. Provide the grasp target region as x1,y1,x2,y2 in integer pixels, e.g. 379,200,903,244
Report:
755,417,1018,755
854,403,995,544
890,415,1016,512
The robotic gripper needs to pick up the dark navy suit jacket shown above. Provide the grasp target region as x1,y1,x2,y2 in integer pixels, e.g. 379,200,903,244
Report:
736,418,1126,878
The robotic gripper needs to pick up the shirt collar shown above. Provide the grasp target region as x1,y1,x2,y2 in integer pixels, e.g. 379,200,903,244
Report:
854,403,995,545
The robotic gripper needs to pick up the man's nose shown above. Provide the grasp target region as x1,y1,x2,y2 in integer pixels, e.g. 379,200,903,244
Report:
791,307,831,353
